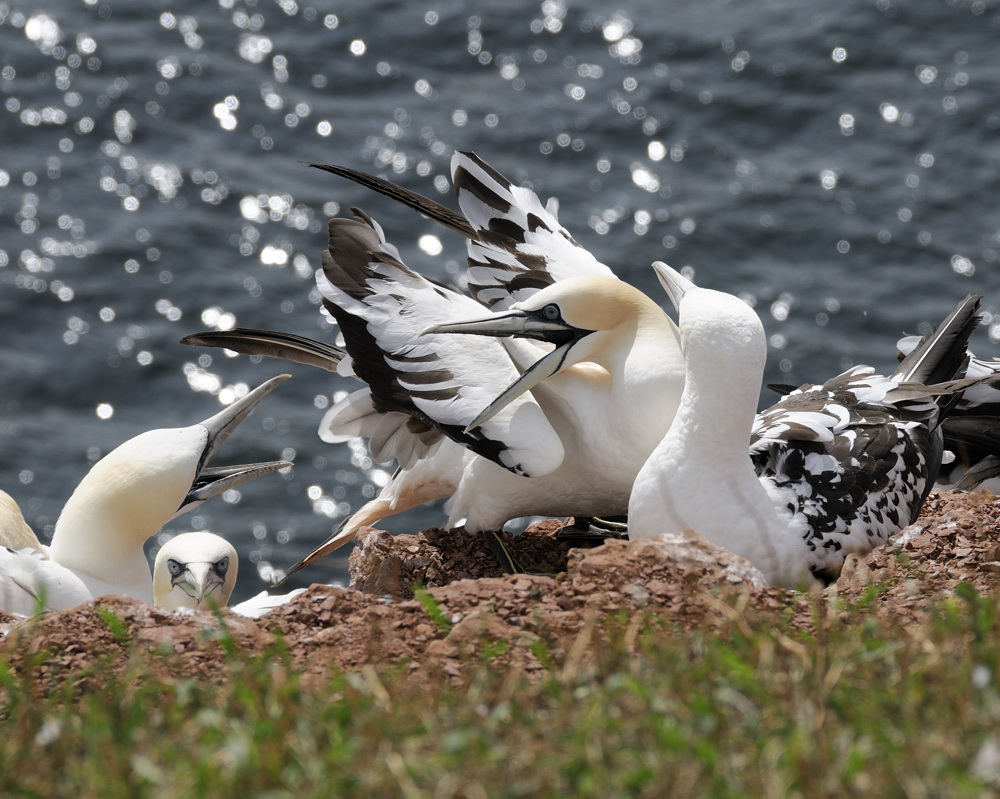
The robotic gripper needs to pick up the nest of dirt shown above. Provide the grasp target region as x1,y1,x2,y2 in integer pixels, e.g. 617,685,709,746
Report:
3,489,1000,690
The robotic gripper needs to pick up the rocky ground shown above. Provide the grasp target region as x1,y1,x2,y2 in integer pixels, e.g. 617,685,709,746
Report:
3,488,1000,691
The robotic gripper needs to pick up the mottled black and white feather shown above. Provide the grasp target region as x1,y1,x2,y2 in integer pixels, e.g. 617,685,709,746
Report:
451,152,616,310
897,332,1000,487
749,294,983,580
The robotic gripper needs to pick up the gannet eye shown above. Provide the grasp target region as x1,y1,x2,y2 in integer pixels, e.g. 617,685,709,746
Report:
541,303,561,321
167,559,183,577
215,557,230,576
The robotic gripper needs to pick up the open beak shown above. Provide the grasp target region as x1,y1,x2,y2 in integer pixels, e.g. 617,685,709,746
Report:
176,374,294,516
651,261,693,312
424,310,587,431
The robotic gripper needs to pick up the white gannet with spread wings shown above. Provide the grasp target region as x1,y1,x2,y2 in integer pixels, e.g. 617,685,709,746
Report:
0,375,292,614
629,262,988,587
182,152,685,578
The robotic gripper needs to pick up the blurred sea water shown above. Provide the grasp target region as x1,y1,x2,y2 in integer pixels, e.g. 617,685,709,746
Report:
0,0,998,600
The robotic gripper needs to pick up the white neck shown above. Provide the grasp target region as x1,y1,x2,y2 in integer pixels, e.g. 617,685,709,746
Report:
47,426,205,603
629,286,813,586
558,299,685,443
48,482,159,603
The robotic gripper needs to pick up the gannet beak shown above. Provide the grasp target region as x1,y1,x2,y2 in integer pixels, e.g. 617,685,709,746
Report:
462,343,577,431
177,374,293,516
424,309,587,431
422,308,576,342
173,560,225,602
652,261,693,311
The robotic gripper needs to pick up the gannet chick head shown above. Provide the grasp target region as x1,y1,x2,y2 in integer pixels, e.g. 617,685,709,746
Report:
153,532,238,610
47,374,292,602
425,275,673,429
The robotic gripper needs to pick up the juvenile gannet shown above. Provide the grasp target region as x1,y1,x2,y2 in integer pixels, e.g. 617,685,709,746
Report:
153,532,238,611
0,375,292,613
182,153,685,578
628,262,986,587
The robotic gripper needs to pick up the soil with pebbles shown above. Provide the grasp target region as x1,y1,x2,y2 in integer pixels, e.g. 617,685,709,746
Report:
3,489,1000,691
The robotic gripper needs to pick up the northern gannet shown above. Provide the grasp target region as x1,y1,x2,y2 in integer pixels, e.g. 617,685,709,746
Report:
628,262,986,587
182,152,685,578
152,531,308,615
153,532,238,611
0,375,292,613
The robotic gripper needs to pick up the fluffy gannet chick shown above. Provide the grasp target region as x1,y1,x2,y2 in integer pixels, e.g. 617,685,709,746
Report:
0,374,292,613
629,262,985,587
153,532,237,610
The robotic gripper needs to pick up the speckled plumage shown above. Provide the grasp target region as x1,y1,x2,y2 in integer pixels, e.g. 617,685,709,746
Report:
629,262,984,587
749,367,940,581
897,335,1000,489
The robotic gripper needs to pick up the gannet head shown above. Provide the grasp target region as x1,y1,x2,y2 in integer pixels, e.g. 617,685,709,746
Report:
424,275,669,429
48,374,292,597
153,532,238,610
652,261,766,378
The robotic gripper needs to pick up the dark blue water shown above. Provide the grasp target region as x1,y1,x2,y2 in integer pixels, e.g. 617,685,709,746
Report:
1,0,998,601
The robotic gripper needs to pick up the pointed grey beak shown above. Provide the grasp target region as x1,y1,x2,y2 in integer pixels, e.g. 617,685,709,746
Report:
423,309,587,432
463,343,578,431
175,561,224,602
652,261,693,312
422,308,571,340
177,374,293,515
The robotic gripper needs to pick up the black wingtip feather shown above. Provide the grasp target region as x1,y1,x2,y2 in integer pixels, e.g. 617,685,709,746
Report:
892,294,982,386
304,161,476,239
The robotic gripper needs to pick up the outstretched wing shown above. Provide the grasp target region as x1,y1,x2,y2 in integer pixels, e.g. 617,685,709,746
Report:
306,153,617,312
452,151,617,310
317,209,565,478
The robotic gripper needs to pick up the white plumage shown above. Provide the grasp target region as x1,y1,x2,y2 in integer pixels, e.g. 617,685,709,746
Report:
0,490,44,555
182,152,685,578
153,532,238,611
629,262,985,587
0,375,291,614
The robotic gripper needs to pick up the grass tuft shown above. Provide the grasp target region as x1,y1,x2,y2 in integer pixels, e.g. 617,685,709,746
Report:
4,587,1000,796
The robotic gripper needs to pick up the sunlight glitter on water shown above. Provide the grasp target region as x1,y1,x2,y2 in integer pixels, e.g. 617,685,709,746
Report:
2,0,997,598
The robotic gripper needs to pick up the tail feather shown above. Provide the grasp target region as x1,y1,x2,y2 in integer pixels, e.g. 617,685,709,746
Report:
955,455,1000,491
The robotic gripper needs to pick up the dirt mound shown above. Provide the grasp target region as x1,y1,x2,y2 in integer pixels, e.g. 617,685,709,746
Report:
3,489,999,690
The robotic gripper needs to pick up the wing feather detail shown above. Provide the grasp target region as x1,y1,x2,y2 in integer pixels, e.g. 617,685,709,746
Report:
316,210,565,478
